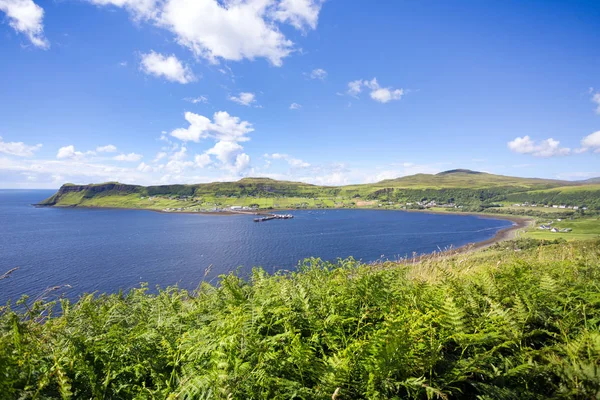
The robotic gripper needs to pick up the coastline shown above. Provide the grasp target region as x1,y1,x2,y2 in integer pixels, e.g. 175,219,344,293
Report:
35,203,534,251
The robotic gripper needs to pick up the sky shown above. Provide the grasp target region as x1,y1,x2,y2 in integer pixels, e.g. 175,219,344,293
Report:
1,0,600,188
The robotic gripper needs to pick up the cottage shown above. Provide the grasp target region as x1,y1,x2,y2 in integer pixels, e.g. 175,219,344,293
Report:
551,228,559,233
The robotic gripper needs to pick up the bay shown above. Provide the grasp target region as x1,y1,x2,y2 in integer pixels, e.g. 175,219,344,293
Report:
0,190,512,303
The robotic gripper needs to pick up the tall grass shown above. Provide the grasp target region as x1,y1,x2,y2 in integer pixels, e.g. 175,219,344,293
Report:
1,240,599,399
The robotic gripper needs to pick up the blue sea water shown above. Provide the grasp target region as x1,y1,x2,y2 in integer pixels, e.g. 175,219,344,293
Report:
0,190,513,303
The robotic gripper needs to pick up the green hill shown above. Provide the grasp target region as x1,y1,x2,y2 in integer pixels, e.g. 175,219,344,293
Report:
38,170,599,212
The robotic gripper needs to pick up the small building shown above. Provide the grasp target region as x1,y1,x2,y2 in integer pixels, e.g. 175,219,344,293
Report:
551,228,559,233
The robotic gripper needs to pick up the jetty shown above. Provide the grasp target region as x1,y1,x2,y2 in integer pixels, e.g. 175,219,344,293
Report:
254,213,294,222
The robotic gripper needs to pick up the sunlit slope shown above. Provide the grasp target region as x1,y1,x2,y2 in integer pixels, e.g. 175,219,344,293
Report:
38,170,596,209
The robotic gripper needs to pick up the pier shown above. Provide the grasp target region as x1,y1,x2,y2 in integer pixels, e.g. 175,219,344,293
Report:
254,213,294,222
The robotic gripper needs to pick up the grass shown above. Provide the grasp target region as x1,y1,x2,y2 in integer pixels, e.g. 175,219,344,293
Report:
523,217,600,241
2,239,600,399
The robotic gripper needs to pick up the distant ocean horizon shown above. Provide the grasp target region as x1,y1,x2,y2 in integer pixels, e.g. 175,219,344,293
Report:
0,190,513,304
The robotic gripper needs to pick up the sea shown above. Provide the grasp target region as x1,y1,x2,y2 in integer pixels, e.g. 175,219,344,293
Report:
0,190,513,303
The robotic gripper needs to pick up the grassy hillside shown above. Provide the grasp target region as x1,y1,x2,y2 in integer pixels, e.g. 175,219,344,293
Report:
38,170,600,213
2,239,600,399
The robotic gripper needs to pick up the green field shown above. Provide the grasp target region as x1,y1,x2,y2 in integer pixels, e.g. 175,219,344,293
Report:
523,217,600,241
3,239,600,398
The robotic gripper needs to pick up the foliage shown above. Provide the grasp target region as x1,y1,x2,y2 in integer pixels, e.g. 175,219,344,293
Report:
2,240,600,399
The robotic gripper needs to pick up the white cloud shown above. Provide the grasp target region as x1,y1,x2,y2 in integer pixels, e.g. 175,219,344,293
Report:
370,88,403,103
0,136,42,157
347,80,362,97
203,141,251,174
346,78,404,103
96,144,118,153
184,96,208,104
0,157,152,188
229,92,256,106
289,102,302,110
194,153,211,168
170,111,253,143
137,162,153,172
308,68,327,80
0,0,49,48
170,111,253,174
233,152,251,173
113,152,143,162
592,92,600,114
87,0,323,66
507,136,571,157
206,140,243,165
579,131,600,153
140,51,196,84
56,145,94,160
272,0,323,30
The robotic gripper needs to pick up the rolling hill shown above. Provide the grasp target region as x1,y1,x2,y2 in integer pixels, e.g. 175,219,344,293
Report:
38,170,599,212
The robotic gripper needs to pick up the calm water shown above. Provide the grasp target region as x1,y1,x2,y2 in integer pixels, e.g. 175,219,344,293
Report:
0,190,512,303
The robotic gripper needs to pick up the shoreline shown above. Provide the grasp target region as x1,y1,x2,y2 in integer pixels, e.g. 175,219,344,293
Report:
35,203,534,251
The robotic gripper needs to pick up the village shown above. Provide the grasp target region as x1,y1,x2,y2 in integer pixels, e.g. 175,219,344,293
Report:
512,202,587,210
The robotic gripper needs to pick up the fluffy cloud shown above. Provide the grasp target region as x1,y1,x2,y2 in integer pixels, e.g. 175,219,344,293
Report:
308,68,327,80
229,92,256,106
580,131,600,153
207,141,243,164
289,102,302,110
265,153,310,168
87,0,323,66
272,0,323,30
113,152,143,162
346,78,404,103
507,136,571,157
170,111,253,174
194,153,211,168
96,144,117,153
196,141,249,174
0,136,42,157
140,51,196,84
56,145,93,160
170,111,253,143
0,0,49,48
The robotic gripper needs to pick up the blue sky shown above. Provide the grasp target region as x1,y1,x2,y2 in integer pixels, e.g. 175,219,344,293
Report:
1,0,599,188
